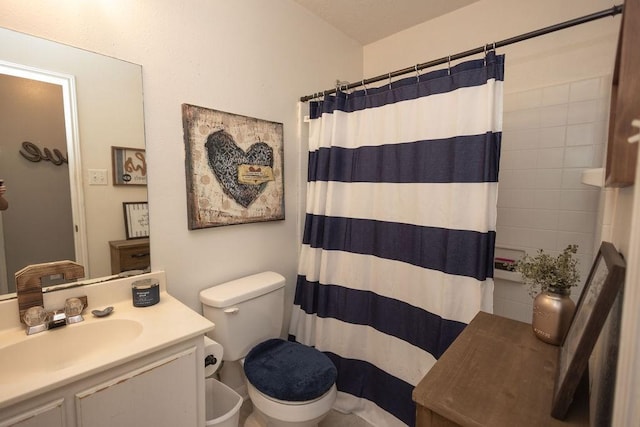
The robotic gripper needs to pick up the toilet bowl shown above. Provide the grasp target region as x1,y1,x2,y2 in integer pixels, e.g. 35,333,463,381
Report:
199,272,337,427
245,382,337,427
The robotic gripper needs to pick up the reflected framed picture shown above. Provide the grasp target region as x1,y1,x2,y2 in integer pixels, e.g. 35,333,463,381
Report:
123,202,149,239
551,241,626,419
112,146,147,185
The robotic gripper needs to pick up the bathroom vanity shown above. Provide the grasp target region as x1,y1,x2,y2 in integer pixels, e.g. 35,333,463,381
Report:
0,271,214,427
413,312,589,426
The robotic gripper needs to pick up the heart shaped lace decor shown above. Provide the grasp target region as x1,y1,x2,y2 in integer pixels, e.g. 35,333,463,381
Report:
205,130,274,208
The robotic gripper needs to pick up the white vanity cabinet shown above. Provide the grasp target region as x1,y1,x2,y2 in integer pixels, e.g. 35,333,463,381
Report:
0,399,66,427
0,339,204,427
75,346,198,426
0,272,214,427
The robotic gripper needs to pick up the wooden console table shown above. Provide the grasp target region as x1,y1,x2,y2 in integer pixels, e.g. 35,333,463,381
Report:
413,311,589,426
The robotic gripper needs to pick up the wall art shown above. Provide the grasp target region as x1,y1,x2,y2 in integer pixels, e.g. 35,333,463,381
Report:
182,104,284,228
112,146,147,185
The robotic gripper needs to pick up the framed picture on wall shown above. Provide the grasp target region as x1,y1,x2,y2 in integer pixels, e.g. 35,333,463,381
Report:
112,146,147,185
551,241,626,419
123,202,149,239
182,104,285,229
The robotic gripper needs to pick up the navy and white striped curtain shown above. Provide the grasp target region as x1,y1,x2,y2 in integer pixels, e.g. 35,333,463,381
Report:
290,52,504,426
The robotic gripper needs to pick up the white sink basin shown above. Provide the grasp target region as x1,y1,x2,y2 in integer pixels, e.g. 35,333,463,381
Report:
0,318,142,382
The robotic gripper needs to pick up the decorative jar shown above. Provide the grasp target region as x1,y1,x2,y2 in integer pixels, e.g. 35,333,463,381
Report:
531,286,575,345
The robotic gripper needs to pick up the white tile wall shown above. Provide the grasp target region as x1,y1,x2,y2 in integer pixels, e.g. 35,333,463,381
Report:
495,76,611,323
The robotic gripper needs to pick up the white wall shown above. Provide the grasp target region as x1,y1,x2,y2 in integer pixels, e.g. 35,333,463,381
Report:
496,76,611,321
0,0,363,322
364,0,620,90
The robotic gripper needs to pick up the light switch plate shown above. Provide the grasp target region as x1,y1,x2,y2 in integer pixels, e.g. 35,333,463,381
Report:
88,169,108,185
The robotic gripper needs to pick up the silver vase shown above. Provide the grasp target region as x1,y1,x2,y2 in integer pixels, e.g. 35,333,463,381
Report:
531,286,576,345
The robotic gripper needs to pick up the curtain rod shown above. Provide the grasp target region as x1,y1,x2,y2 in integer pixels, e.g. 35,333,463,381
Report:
299,4,623,102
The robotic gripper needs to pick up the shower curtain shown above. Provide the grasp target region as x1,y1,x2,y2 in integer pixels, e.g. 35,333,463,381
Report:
290,52,504,426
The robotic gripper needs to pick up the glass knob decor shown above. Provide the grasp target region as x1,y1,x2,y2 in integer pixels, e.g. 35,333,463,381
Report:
64,297,84,317
23,306,47,326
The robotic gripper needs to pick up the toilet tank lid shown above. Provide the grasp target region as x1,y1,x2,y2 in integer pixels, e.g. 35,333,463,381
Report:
200,271,285,307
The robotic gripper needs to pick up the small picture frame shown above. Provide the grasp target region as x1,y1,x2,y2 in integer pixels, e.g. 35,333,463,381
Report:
123,202,149,239
112,146,147,185
551,241,626,419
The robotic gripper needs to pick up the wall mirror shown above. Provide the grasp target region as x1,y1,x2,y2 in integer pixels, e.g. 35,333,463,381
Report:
0,27,148,297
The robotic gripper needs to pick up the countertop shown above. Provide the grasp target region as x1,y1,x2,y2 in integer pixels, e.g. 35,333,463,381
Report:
0,271,214,409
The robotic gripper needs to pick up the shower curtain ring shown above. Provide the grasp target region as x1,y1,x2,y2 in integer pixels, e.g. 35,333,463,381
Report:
447,56,451,75
415,64,420,82
362,79,368,95
388,72,392,89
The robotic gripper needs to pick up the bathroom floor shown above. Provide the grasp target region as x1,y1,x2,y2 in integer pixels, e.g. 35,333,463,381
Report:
239,400,373,426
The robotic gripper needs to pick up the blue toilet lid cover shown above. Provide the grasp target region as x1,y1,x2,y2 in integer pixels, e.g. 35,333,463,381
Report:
244,338,337,401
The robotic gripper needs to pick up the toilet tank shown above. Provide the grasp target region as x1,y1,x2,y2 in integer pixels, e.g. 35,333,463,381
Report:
199,271,285,361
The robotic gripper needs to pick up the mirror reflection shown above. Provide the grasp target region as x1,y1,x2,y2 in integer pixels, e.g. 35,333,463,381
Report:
0,27,148,295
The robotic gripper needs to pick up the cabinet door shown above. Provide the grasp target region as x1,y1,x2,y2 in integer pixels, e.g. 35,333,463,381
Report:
605,0,640,186
75,347,198,427
0,399,65,427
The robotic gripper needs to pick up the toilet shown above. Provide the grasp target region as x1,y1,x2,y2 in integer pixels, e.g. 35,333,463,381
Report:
199,271,337,427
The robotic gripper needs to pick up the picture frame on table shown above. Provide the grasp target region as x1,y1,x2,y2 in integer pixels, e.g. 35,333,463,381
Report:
551,241,626,419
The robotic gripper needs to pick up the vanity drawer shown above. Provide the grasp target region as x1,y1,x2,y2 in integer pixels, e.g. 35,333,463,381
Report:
109,238,150,274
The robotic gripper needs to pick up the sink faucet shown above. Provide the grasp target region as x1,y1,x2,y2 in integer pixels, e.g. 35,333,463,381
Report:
16,260,87,335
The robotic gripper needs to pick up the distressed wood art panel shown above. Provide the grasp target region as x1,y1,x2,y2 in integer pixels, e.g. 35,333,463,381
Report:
182,104,284,229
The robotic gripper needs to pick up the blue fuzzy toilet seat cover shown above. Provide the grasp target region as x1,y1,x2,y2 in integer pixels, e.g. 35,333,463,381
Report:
244,338,337,402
